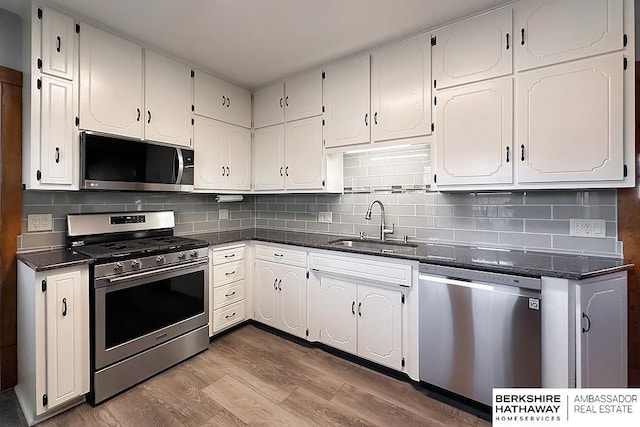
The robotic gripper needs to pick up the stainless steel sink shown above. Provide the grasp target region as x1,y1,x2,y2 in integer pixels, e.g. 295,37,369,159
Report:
328,238,418,254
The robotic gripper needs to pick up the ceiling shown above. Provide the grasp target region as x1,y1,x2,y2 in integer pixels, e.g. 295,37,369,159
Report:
1,0,514,89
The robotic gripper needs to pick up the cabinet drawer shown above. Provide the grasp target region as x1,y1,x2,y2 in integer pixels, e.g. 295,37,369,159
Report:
211,245,245,264
213,281,245,310
213,261,245,287
213,300,245,332
255,244,307,267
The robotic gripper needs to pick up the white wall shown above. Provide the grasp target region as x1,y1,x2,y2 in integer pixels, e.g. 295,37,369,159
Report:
0,8,21,71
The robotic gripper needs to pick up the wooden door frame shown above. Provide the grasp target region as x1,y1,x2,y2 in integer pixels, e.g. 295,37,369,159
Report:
0,64,22,390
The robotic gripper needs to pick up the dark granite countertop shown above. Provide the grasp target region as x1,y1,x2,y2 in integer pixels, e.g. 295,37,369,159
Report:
194,228,633,280
17,248,93,272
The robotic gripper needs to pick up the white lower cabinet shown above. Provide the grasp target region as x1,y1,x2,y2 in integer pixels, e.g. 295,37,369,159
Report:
210,244,246,335
15,262,90,426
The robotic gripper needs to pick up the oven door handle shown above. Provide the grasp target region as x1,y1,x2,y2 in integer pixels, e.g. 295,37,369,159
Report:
107,259,208,284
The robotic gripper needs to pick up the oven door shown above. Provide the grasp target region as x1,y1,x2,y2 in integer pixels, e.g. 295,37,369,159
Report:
94,259,208,370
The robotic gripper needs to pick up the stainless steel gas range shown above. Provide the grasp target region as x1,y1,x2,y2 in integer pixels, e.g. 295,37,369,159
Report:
67,211,209,404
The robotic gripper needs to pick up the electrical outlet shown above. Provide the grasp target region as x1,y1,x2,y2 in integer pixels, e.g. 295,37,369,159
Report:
318,212,333,223
27,214,53,232
570,219,606,238
219,209,229,220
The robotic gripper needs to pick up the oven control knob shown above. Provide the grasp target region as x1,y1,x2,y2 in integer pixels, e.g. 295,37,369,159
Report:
131,259,141,269
114,262,124,273
190,250,198,258
156,255,165,265
178,252,186,259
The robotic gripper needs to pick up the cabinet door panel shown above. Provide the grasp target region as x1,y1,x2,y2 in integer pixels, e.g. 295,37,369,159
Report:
323,55,371,148
319,277,357,355
144,50,192,147
253,83,284,128
254,261,278,328
253,125,285,191
279,265,307,339
357,284,402,370
515,0,623,70
45,270,86,409
372,34,432,142
285,116,323,190
433,8,512,88
517,54,623,183
436,77,513,186
226,125,251,190
193,116,226,189
194,71,251,128
79,24,143,138
41,7,75,80
576,276,627,387
225,83,252,129
40,76,75,185
285,70,323,122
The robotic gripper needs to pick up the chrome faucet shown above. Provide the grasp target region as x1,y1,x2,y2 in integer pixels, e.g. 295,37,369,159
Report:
365,199,394,241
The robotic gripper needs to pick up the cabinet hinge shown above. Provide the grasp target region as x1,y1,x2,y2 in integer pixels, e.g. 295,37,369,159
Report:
322,180,325,187
306,271,309,279
433,96,437,106
41,279,47,292
322,71,326,79
431,123,434,132
430,36,436,46
37,78,42,90
75,116,79,126
42,394,48,407
305,328,309,337
191,70,195,78
433,79,436,89
37,58,42,69
401,294,405,304
322,105,325,113
623,57,628,70
37,8,42,19
433,174,437,184
76,24,80,34
623,34,628,47
322,119,325,126
191,104,195,112
623,164,628,177
191,118,194,125
36,170,42,181
401,358,405,368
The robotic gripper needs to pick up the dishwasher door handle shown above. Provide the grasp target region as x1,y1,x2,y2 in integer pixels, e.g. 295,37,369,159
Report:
419,274,540,299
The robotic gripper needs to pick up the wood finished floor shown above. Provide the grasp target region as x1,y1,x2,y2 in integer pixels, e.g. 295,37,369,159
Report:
38,325,490,426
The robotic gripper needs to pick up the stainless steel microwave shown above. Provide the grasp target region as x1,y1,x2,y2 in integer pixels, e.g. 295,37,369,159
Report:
80,132,194,192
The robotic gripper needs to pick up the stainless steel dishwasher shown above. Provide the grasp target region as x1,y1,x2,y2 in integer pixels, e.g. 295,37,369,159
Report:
419,263,541,406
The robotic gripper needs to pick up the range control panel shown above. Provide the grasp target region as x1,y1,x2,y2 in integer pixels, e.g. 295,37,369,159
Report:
110,215,146,225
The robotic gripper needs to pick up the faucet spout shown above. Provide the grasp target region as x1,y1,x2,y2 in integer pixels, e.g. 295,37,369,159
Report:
364,200,394,241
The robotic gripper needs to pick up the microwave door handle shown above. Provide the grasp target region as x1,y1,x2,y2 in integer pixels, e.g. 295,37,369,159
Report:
175,149,184,184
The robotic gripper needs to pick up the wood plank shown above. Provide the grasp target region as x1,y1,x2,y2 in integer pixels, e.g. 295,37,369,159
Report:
477,418,492,427
202,375,312,426
104,383,187,427
201,409,248,427
280,386,371,427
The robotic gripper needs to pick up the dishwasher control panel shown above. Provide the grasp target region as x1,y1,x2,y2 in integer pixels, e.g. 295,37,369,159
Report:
419,263,541,291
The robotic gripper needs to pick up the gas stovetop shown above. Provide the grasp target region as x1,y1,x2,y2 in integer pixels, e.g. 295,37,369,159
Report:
73,235,209,260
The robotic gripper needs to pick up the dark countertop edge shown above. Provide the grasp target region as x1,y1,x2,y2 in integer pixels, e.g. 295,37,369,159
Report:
17,249,94,272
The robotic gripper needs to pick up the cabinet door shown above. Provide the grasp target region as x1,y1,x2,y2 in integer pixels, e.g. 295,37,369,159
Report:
372,34,432,142
357,284,402,370
79,24,143,139
319,276,357,355
193,116,226,189
40,7,75,80
576,276,627,388
40,76,75,186
323,55,371,148
253,83,284,128
432,8,512,89
225,83,252,129
253,125,285,191
278,265,307,339
515,0,623,71
435,77,513,186
226,124,252,190
517,54,623,184
45,270,88,409
194,71,251,128
285,70,323,122
144,50,193,147
285,116,324,190
254,260,279,328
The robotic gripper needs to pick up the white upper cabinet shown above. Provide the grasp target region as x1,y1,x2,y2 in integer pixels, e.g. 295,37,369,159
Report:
285,116,324,190
193,70,251,128
40,6,75,80
253,125,285,191
226,124,252,190
144,50,193,147
323,55,371,148
371,34,432,143
517,54,623,183
515,0,624,71
432,8,513,88
253,69,322,129
79,24,143,139
435,77,513,187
